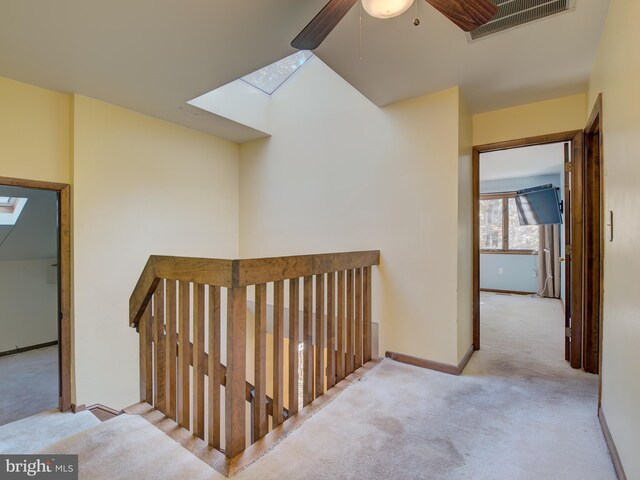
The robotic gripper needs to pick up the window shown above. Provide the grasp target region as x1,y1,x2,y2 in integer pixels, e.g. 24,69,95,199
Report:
240,50,313,95
480,193,539,254
0,196,16,209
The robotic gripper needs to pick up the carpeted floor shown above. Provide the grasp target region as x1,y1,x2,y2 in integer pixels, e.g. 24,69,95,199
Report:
0,409,100,454
41,293,616,479
0,345,59,426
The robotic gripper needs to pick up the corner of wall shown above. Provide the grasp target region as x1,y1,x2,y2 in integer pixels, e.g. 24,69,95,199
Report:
69,93,77,407
457,90,474,361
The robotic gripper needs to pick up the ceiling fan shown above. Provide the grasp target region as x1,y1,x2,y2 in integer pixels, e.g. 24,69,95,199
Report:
291,0,499,50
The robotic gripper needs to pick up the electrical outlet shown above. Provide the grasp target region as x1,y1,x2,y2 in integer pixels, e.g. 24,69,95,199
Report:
498,267,504,275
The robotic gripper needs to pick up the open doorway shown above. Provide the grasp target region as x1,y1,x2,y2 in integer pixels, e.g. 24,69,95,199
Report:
478,142,567,298
477,142,570,366
0,177,71,425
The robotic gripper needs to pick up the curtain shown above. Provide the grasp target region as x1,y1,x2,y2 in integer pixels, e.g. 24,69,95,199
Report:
537,224,561,298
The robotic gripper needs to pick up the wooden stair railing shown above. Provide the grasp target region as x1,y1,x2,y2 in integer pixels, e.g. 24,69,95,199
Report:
180,339,289,424
130,251,380,459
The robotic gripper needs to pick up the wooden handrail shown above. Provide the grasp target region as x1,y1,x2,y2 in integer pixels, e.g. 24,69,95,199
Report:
130,256,234,327
130,251,380,328
234,251,380,287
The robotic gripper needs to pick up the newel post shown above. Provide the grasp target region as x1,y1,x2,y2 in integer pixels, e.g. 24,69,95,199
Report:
225,284,247,458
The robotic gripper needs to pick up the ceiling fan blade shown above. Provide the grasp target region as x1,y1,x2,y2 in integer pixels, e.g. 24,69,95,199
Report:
425,0,498,32
291,0,358,51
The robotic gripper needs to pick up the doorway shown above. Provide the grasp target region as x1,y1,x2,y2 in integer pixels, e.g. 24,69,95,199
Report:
476,139,571,367
0,177,71,425
472,122,602,374
478,143,567,297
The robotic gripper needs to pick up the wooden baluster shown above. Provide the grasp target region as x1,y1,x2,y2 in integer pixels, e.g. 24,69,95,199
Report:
303,276,314,406
346,270,354,375
363,266,372,363
326,272,336,389
314,274,325,398
177,280,190,429
193,284,206,439
288,278,300,416
355,268,363,369
145,303,154,402
336,271,345,382
153,280,166,412
225,286,247,458
273,280,285,426
208,285,221,450
139,303,153,402
253,284,268,442
166,279,177,421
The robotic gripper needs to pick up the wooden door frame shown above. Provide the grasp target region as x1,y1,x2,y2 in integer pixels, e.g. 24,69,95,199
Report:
584,94,604,378
0,176,72,411
472,130,583,360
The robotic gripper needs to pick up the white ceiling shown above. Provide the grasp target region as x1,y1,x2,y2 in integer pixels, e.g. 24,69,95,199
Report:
0,0,610,142
480,142,567,181
317,0,610,109
0,187,58,261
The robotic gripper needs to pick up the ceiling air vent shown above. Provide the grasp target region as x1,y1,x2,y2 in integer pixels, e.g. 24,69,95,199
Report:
468,0,576,41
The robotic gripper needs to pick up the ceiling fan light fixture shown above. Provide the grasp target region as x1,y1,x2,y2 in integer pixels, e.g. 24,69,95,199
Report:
361,0,414,19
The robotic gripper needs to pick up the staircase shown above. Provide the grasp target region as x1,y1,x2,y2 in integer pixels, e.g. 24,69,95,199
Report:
0,353,379,479
33,413,225,480
127,251,380,474
0,409,100,454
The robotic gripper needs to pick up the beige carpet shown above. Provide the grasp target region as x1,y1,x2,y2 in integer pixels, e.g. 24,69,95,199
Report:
0,409,100,454
41,293,615,479
0,345,59,426
42,414,217,480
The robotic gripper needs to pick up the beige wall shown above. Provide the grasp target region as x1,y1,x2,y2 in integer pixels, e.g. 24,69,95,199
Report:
0,77,241,409
472,93,587,146
588,0,640,477
0,76,71,184
72,95,240,409
240,57,466,366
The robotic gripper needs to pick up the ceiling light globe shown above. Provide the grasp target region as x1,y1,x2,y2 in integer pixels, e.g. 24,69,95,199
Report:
362,0,414,19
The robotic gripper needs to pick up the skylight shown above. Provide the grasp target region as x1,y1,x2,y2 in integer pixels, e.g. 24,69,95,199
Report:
0,197,27,225
186,50,314,137
240,51,313,95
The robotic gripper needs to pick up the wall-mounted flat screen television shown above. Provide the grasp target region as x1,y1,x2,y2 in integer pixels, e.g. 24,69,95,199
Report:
514,184,562,225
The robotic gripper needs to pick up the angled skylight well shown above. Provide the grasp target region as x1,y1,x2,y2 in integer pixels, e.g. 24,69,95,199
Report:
240,50,313,95
187,50,313,135
0,197,27,225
